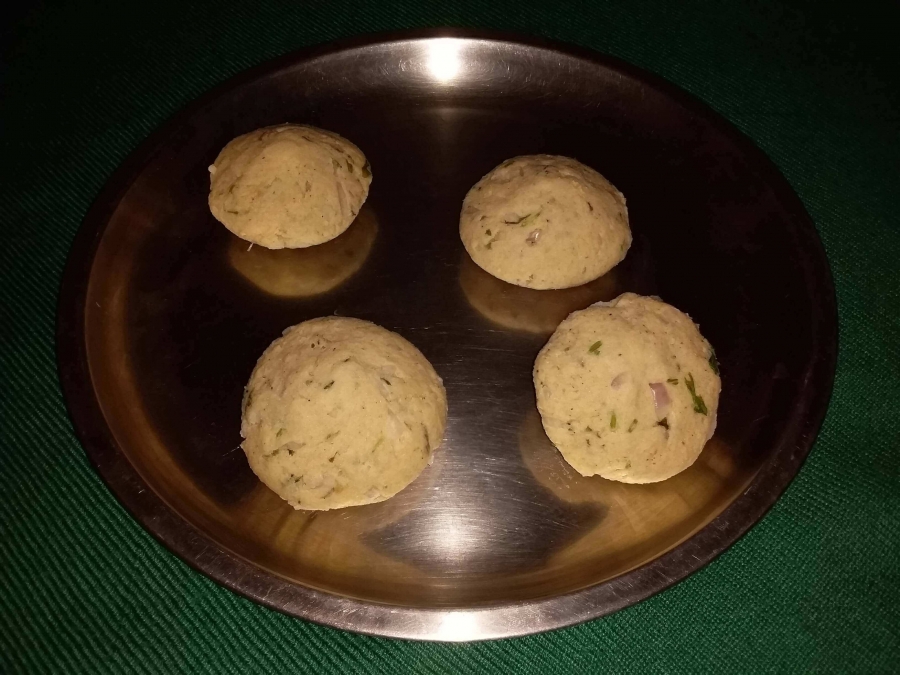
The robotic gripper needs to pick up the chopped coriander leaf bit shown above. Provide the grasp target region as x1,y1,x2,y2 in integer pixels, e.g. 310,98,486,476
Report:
323,380,335,390
667,378,679,385
588,340,603,355
627,419,638,432
610,412,617,429
708,346,720,375
685,373,708,415
656,417,670,430
504,210,541,227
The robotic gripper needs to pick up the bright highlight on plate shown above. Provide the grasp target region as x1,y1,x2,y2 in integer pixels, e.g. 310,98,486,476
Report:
436,612,481,641
426,39,463,83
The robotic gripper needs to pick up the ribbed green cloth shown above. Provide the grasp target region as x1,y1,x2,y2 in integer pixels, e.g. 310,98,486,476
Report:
2,1,898,672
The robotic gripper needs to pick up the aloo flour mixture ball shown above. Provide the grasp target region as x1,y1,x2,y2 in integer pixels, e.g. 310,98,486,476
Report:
460,155,631,289
209,124,371,248
534,293,720,483
241,317,447,510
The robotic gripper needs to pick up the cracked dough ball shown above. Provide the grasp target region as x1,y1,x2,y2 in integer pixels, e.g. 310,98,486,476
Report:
459,155,631,289
209,124,372,249
533,293,720,483
241,317,447,510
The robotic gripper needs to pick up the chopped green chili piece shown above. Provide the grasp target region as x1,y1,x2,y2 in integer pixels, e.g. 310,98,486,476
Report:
588,340,603,355
685,373,708,415
610,412,617,429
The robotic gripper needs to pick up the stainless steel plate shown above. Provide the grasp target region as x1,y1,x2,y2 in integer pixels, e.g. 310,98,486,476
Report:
57,30,837,641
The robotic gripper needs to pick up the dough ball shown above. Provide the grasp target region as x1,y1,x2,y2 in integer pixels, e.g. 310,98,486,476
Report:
533,293,720,483
458,252,619,334
459,155,631,289
227,206,378,297
209,124,372,249
241,317,447,510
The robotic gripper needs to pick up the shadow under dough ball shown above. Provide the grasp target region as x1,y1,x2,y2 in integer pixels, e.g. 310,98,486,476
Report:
227,206,378,298
458,251,620,334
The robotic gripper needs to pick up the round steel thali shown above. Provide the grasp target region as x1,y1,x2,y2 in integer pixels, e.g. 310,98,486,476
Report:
57,30,837,640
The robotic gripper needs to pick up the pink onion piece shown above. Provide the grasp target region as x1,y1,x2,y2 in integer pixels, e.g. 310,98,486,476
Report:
649,382,671,413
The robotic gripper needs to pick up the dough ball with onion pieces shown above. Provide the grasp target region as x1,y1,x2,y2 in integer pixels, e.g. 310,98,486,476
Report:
459,155,631,289
533,293,721,483
241,317,447,510
209,124,372,249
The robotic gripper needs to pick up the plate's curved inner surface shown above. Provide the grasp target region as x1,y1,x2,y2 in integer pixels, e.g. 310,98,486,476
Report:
81,38,830,611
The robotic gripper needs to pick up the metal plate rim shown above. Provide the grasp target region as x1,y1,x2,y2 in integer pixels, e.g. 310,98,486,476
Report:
56,27,838,641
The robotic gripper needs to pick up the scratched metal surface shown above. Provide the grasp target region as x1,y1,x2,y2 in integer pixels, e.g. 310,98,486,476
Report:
57,31,836,640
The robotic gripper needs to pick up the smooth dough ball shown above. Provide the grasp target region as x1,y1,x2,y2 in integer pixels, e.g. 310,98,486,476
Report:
533,293,720,483
459,155,631,289
241,317,447,510
227,206,378,297
209,124,372,249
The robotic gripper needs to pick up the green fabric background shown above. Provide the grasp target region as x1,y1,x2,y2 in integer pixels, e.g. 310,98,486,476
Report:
1,0,898,672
